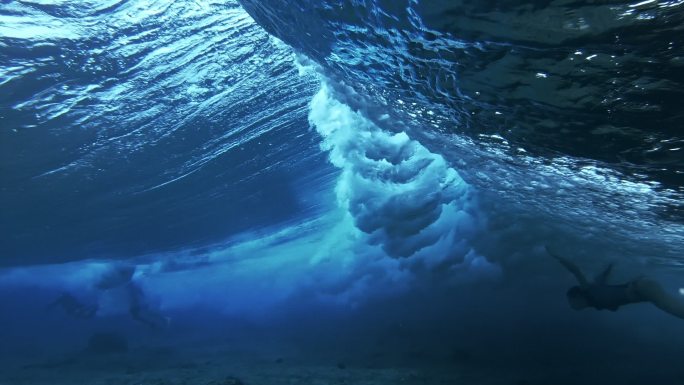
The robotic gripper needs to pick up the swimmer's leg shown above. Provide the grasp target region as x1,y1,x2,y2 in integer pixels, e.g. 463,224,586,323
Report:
633,279,684,320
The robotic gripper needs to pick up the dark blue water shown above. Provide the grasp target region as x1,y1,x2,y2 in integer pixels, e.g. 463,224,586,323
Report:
1,1,683,384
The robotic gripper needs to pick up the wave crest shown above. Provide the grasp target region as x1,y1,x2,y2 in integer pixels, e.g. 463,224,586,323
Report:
310,83,478,260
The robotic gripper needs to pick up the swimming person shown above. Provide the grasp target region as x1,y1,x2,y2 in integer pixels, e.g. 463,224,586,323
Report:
94,263,136,291
97,263,169,329
547,246,684,320
49,263,168,328
49,292,98,319
126,283,170,330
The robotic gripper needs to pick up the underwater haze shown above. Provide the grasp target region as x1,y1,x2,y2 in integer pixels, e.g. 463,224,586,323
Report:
1,0,684,384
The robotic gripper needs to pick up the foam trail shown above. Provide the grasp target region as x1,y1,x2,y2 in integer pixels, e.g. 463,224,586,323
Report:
309,83,490,273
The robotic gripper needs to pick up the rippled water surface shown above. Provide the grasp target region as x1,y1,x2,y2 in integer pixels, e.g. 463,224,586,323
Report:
242,0,684,260
1,0,328,264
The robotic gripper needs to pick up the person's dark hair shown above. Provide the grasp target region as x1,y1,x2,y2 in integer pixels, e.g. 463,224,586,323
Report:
566,285,589,310
566,286,583,298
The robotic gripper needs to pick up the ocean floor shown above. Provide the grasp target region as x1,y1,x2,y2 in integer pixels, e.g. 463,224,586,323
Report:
3,287,683,385
2,336,672,385
1,344,484,385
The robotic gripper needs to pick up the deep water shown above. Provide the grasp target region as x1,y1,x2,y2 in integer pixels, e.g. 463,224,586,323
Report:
1,1,684,385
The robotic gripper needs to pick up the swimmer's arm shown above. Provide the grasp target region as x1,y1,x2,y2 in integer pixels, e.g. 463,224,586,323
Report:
594,263,614,285
545,245,589,288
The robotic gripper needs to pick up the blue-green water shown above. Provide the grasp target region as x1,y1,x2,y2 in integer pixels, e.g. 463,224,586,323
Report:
1,1,683,384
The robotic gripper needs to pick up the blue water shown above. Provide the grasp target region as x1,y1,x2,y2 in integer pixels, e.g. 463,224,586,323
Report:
1,1,684,384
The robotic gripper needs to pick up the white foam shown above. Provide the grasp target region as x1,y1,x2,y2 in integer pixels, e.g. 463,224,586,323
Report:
309,83,482,262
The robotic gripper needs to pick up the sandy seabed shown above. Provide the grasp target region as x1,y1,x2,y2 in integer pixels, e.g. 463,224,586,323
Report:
0,342,516,385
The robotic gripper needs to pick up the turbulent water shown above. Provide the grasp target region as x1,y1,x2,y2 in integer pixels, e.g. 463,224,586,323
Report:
1,1,684,384
242,0,684,254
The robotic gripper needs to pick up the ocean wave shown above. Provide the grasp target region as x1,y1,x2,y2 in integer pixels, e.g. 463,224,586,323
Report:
242,0,684,259
0,0,327,264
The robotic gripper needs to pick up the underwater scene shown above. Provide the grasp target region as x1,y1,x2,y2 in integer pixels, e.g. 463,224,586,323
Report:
1,0,683,384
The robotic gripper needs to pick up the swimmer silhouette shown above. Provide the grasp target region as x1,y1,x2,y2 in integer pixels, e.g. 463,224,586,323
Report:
547,246,684,320
126,283,170,330
49,263,168,329
100,263,169,329
49,292,98,319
